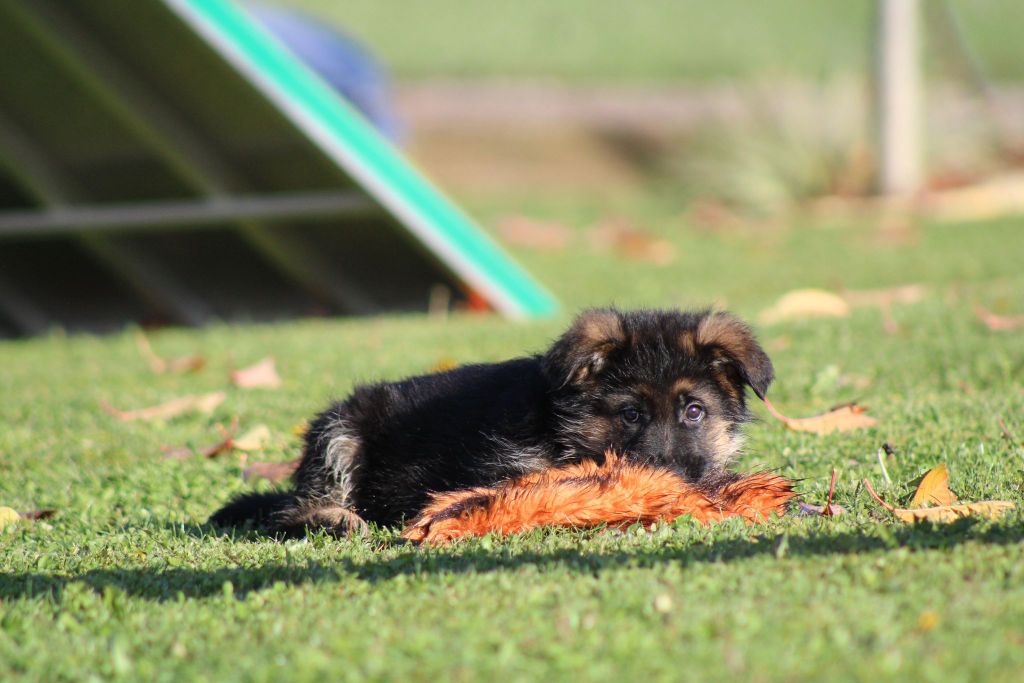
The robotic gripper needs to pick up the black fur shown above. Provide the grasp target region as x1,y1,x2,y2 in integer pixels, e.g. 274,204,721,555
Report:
210,308,773,535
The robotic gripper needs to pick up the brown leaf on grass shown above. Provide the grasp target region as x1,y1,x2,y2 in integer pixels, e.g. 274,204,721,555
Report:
231,357,281,389
497,215,572,250
101,391,226,422
908,464,959,508
19,509,57,520
763,398,878,434
842,284,927,309
0,507,55,529
161,440,232,462
429,358,460,373
998,417,1018,445
0,506,21,530
135,332,206,374
687,199,747,233
974,305,1024,332
232,425,272,452
921,171,1024,223
588,219,676,266
864,478,1015,523
242,458,299,485
161,420,270,460
797,468,846,516
759,289,850,325
160,445,197,461
839,284,927,336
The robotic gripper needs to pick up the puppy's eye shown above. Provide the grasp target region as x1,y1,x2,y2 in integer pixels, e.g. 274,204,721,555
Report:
620,407,642,424
684,402,705,422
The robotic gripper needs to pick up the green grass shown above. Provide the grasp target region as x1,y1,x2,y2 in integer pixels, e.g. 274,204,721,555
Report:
2,195,1024,681
276,0,1024,82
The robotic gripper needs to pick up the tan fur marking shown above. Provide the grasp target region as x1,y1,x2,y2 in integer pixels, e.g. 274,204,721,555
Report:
704,416,744,469
577,310,625,345
678,330,697,356
696,312,753,358
672,377,697,396
570,310,626,383
711,368,742,402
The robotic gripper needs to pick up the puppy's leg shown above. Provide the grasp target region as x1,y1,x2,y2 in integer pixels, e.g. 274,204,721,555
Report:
279,405,368,536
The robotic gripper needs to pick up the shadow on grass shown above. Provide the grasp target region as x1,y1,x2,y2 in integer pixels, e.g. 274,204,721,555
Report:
3,521,1022,603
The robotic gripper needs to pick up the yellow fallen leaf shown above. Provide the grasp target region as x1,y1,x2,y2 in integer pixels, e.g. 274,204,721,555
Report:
498,215,572,251
864,478,1015,524
429,358,460,373
759,289,850,325
890,501,1015,523
243,459,300,484
916,610,940,633
231,357,282,389
974,305,1024,332
763,398,878,434
0,506,21,530
842,284,927,309
588,219,676,266
135,332,206,374
909,464,959,508
101,391,226,422
233,425,272,452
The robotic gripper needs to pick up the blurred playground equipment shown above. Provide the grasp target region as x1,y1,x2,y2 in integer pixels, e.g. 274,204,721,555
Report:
0,0,556,338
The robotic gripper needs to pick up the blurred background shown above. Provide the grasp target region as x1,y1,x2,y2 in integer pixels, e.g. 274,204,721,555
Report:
298,0,1024,203
0,0,1022,336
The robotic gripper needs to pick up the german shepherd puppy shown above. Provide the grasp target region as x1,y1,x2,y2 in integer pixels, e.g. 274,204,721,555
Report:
210,309,773,535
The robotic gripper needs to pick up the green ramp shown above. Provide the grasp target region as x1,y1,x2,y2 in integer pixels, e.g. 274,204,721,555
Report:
0,0,555,336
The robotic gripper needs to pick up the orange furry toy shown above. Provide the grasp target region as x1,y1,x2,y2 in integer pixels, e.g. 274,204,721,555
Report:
402,453,795,544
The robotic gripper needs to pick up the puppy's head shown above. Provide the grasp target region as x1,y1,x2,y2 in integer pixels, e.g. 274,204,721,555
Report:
544,308,773,480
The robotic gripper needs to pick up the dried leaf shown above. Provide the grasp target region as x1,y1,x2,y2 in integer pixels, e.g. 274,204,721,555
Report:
232,425,271,452
921,171,1024,223
588,220,676,266
821,468,841,516
101,391,226,422
429,358,460,373
763,398,878,434
998,417,1018,445
842,284,926,308
162,438,231,460
135,332,206,374
916,610,940,633
498,215,572,250
161,419,268,459
242,459,299,485
0,506,21,530
891,501,1014,523
864,478,1015,524
759,289,851,325
908,464,958,508
19,509,57,520
160,445,196,461
798,502,847,516
231,357,282,389
797,468,846,516
974,305,1024,332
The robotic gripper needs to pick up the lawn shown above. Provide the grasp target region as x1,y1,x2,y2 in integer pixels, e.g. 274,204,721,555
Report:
2,191,1023,681
280,0,1024,83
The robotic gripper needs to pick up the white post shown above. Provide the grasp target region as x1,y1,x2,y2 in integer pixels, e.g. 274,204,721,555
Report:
876,0,923,195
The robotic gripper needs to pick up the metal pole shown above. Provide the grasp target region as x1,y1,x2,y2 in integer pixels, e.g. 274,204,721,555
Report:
876,0,923,195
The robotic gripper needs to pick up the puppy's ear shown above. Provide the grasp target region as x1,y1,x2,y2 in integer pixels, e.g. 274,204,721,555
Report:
544,309,626,386
694,312,774,399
